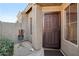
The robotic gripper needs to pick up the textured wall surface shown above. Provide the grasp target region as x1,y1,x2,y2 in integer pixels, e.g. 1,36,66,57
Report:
0,21,29,43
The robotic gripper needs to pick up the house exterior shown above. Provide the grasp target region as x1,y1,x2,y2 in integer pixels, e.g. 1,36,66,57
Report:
17,3,79,56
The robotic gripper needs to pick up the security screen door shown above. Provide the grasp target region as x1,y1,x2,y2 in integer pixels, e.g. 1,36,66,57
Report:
43,12,61,49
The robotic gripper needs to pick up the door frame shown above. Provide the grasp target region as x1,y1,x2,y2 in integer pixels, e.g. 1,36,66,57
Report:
42,11,61,49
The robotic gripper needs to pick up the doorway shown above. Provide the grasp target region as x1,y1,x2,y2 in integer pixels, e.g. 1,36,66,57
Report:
43,12,61,49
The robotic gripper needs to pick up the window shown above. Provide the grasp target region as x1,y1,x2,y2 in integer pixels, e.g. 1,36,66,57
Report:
65,3,77,44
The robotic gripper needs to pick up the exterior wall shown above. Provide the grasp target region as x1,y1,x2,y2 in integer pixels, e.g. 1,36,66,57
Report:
27,11,32,35
61,3,79,56
21,4,43,49
26,11,32,42
0,22,19,43
21,13,30,41
17,11,30,42
17,11,22,23
42,6,62,12
32,4,43,50
0,17,29,43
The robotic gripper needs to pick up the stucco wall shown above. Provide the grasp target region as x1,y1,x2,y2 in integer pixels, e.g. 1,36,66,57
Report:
21,13,30,41
26,11,32,42
27,11,32,35
42,6,62,13
32,4,43,50
0,22,19,43
61,3,79,56
17,12,31,42
0,21,29,43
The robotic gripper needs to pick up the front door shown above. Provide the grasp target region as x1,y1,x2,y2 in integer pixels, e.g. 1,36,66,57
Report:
43,12,61,49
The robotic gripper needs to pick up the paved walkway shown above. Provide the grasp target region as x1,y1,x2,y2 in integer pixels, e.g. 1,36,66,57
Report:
14,41,44,56
13,41,63,56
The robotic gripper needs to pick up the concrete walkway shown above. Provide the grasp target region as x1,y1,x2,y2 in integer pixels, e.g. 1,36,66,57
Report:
14,41,44,56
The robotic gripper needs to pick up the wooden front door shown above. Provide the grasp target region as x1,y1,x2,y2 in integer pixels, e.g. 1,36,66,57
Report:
43,12,61,49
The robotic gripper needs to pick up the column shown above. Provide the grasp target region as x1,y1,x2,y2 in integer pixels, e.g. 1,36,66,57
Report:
32,4,43,50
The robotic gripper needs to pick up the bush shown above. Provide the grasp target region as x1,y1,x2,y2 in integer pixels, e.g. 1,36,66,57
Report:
0,38,14,56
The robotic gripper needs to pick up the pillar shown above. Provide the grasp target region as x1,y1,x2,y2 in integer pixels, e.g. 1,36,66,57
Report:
32,4,43,50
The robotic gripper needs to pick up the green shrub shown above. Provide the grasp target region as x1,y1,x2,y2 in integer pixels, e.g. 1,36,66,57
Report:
0,38,14,56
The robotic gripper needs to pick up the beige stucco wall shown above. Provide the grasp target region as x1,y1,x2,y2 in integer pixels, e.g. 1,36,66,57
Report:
21,13,30,41
0,22,19,43
27,11,32,35
42,6,62,12
17,11,31,42
32,4,43,50
26,11,32,42
0,18,29,43
19,4,43,50
61,3,79,56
